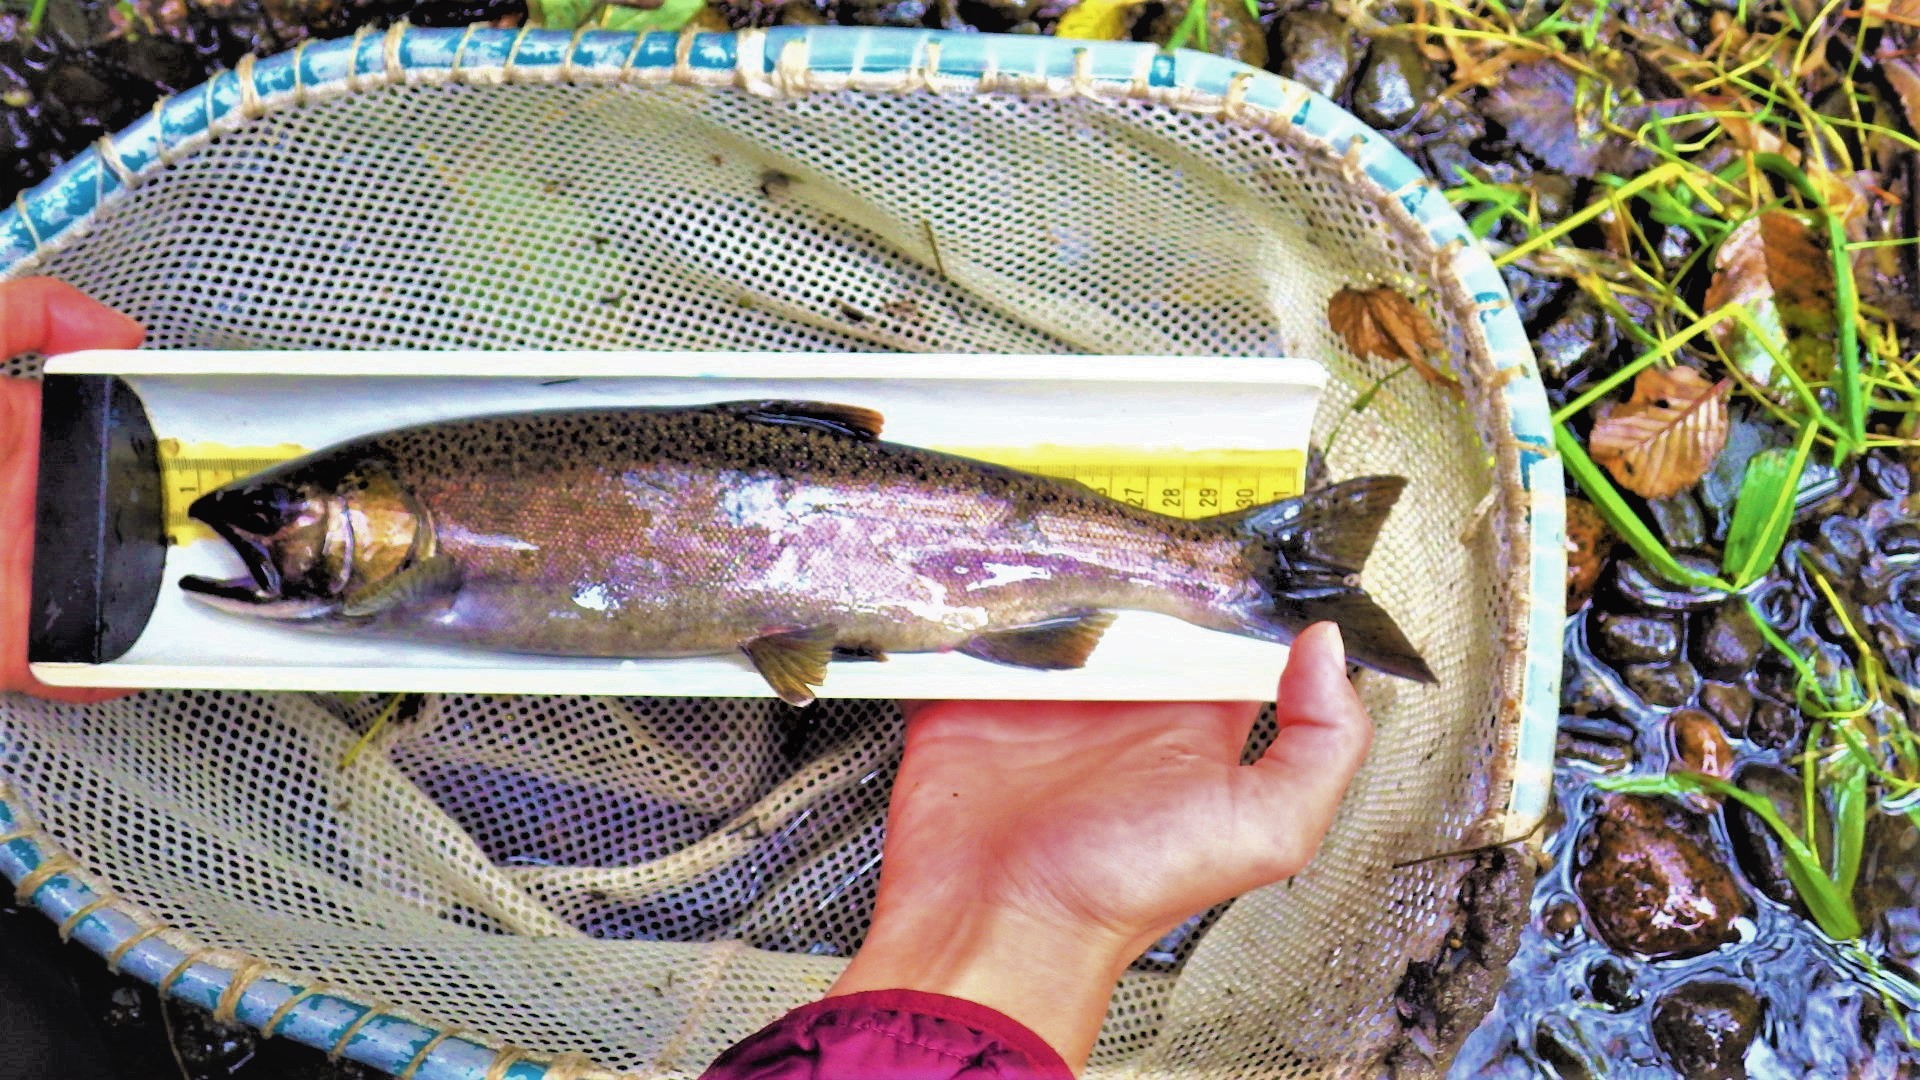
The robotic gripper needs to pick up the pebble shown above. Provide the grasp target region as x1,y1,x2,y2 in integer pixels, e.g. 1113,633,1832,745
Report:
1269,10,1361,101
1694,605,1765,681
1565,497,1615,611
1586,956,1642,1011
1541,897,1583,941
1862,451,1911,500
1878,522,1920,560
1535,296,1613,382
1625,660,1698,709
1611,555,1726,612
1818,515,1870,574
1650,492,1708,552
1147,0,1266,67
1723,764,1810,910
1668,709,1733,781
1651,981,1762,1079
1351,37,1430,130
1573,794,1745,959
1592,613,1681,666
1746,697,1802,752
1699,681,1752,739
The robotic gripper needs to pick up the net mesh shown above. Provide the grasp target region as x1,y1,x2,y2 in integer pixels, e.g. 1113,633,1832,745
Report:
2,43,1530,1078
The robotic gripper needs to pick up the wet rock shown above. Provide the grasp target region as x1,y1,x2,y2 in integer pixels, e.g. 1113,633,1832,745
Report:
1533,1016,1597,1079
1652,981,1761,1079
1573,793,1745,959
165,998,260,1074
1884,570,1920,641
1146,0,1265,66
1862,451,1910,500
1694,605,1765,681
1268,10,1360,101
1586,956,1642,1011
1612,555,1726,612
1650,492,1708,552
1746,697,1802,752
1818,515,1870,573
1724,763,1816,910
1748,577,1806,634
1668,709,1733,781
1501,263,1567,328
1565,497,1614,611
1558,714,1634,770
1625,661,1698,709
1699,681,1751,739
1541,897,1583,941
1591,613,1681,666
1878,522,1920,560
1535,295,1613,382
1351,37,1430,130
1861,812,1920,967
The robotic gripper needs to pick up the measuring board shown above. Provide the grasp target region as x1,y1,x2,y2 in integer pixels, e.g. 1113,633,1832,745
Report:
159,440,1307,546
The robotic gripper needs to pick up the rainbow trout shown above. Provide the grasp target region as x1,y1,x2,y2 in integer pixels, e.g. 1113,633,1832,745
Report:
181,400,1435,703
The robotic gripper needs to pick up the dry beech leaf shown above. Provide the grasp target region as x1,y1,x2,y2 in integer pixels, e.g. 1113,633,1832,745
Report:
1327,286,1459,394
1589,366,1731,500
1704,210,1837,391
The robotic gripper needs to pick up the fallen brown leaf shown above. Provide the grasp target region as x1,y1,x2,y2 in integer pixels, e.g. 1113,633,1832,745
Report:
1589,366,1731,500
1704,211,1837,393
1884,56,1920,144
1327,286,1458,393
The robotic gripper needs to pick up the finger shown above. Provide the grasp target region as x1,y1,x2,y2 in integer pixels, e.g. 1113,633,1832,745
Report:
0,278,145,358
1240,622,1374,871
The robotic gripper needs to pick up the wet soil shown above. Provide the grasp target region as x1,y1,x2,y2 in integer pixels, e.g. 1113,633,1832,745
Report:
6,0,1920,1076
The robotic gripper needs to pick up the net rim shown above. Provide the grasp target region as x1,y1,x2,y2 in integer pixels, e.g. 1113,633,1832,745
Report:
0,25,1565,1078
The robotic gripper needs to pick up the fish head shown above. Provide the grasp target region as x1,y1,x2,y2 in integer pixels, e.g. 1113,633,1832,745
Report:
180,459,428,620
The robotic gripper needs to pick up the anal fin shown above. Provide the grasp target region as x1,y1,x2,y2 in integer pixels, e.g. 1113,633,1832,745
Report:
742,625,838,706
959,611,1116,671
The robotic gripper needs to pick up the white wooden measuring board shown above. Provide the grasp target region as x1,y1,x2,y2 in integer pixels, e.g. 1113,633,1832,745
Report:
34,351,1327,701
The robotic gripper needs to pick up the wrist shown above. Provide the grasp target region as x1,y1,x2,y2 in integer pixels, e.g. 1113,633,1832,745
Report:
828,905,1143,1071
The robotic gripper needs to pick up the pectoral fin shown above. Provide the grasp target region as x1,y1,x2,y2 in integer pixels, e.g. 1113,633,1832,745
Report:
742,625,838,707
960,611,1116,670
342,553,462,619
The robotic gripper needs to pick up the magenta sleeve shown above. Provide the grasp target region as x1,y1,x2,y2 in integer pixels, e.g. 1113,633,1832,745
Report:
697,988,1077,1080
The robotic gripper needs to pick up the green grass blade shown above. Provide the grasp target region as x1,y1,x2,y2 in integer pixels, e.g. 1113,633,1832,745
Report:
1555,423,1732,591
1723,423,1817,588
1834,764,1869,902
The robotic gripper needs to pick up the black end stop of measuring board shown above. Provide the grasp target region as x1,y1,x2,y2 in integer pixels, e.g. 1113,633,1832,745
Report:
29,375,166,665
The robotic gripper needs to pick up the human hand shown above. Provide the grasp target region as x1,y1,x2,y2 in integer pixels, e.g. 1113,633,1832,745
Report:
826,621,1373,1070
2,278,145,702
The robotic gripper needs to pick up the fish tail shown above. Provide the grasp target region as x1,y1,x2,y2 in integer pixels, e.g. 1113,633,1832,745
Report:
1226,475,1436,684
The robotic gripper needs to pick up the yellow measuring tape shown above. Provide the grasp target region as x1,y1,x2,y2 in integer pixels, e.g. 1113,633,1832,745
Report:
160,440,1306,546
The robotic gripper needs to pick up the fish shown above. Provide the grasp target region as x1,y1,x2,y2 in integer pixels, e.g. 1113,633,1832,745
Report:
180,400,1436,704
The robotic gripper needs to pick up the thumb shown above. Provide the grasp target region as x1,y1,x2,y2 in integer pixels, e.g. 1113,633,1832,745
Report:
1238,622,1374,875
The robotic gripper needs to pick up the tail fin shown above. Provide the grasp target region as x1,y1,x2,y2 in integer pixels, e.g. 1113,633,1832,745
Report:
1228,476,1437,684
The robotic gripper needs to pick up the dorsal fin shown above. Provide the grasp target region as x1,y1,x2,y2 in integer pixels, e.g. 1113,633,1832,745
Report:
721,401,884,441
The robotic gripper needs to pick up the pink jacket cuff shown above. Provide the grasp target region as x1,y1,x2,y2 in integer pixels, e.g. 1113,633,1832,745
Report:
699,988,1076,1079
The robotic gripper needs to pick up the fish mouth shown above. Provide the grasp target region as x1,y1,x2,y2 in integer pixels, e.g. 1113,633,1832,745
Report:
180,493,285,604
